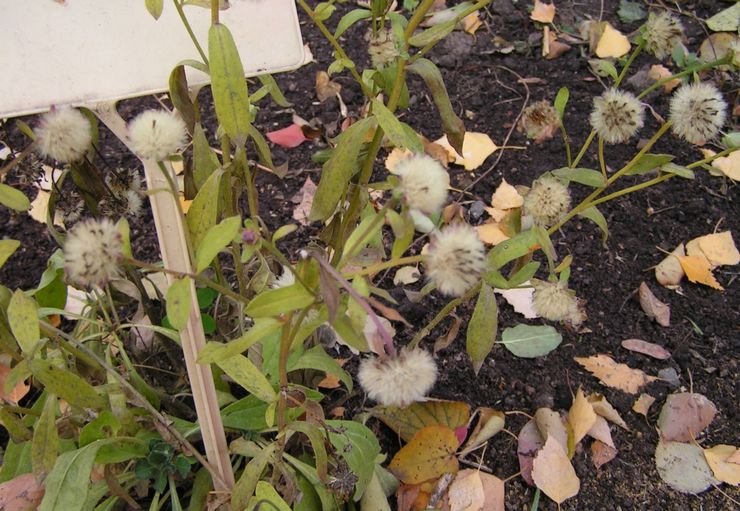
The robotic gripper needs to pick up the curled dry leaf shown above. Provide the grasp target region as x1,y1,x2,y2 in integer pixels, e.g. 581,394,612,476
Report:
568,387,597,449
632,393,656,418
435,132,498,171
315,71,341,103
655,243,685,287
464,408,505,451
657,392,716,442
591,440,618,469
494,285,537,319
534,408,568,451
532,437,580,504
656,440,719,494
703,445,740,486
459,11,482,35
517,419,545,486
595,23,630,58
621,339,671,360
677,255,723,290
575,354,657,394
588,393,629,430
638,282,670,327
291,176,317,226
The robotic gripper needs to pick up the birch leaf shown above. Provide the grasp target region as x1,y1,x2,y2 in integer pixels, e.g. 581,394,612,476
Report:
575,354,656,394
532,437,580,504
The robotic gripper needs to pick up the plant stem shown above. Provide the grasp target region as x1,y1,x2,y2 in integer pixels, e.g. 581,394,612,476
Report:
210,0,219,25
173,0,209,65
560,124,572,167
589,173,673,208
236,145,259,220
344,254,423,279
571,130,596,168
686,147,736,168
598,136,607,178
614,39,644,87
637,55,731,100
408,283,480,349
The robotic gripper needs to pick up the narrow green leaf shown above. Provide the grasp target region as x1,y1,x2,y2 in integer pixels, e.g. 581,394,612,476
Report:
466,283,498,375
188,468,213,511
407,59,465,155
232,443,276,510
256,74,291,107
7,290,40,354
551,167,607,188
216,355,276,403
169,65,196,132
245,284,315,318
371,99,423,152
335,8,373,39
186,168,223,247
29,359,106,410
290,345,353,392
166,277,193,331
578,206,609,244
198,318,282,364
314,2,336,21
309,118,376,221
246,124,276,173
0,408,32,442
361,469,392,511
508,261,541,289
626,153,674,175
248,481,292,511
144,0,164,19
487,229,538,270
32,394,59,481
192,123,220,190
499,324,562,358
533,226,557,275
0,183,30,211
0,240,20,269
408,19,456,47
209,23,251,142
554,87,569,119
287,422,329,481
195,216,241,273
588,59,618,80
661,163,695,179
326,420,381,500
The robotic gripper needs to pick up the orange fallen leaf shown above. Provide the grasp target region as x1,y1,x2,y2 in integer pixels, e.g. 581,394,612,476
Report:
317,373,341,389
595,23,630,58
568,387,597,450
588,393,629,430
329,406,345,418
460,11,482,35
0,364,30,405
621,339,671,360
476,223,510,246
591,440,618,469
704,445,740,485
389,425,460,485
677,255,723,290
648,64,681,93
435,132,498,171
575,354,657,394
632,393,656,418
372,400,471,443
532,436,580,504
491,179,523,210
530,0,556,24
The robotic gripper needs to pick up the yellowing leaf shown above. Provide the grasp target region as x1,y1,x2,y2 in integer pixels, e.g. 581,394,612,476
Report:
389,425,460,484
460,11,482,35
532,436,580,504
694,231,740,267
476,223,509,246
393,266,421,286
704,445,740,486
568,387,597,450
448,470,485,511
648,64,681,93
575,354,657,394
464,408,505,450
677,255,723,290
595,23,630,58
711,150,740,181
180,196,193,214
491,179,523,209
435,132,498,171
530,0,556,24
587,393,629,430
632,393,656,418
372,400,471,443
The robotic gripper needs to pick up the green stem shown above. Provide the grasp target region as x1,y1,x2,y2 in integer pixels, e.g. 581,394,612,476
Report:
404,0,437,47
339,200,396,268
236,145,259,220
637,56,731,100
344,254,423,279
560,124,572,167
210,0,219,25
571,130,596,168
589,173,673,209
408,283,480,349
686,147,736,168
598,136,607,178
614,40,644,87
173,0,209,65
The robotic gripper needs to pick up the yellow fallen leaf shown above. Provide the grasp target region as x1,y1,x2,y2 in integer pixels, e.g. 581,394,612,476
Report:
568,387,597,451
595,23,630,58
180,196,193,214
532,436,580,504
435,132,498,171
704,445,740,486
384,147,413,174
476,223,509,246
677,255,723,290
696,231,740,267
534,408,568,451
632,393,656,417
460,11,482,35
711,150,740,181
491,178,523,209
530,0,556,24
448,470,485,511
388,425,460,484
587,393,629,430
575,354,657,394
647,64,681,93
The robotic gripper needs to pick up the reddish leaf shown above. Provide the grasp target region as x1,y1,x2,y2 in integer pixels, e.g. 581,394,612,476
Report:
591,440,618,469
621,339,671,360
517,419,545,486
638,282,670,327
266,123,309,148
0,473,44,511
658,392,716,442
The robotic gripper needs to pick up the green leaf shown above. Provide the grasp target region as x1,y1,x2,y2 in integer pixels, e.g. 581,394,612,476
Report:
209,23,251,142
188,468,213,511
0,408,32,442
0,240,20,269
407,59,465,155
246,124,276,173
0,183,30,211
198,318,282,364
578,206,609,244
166,277,193,331
661,163,694,180
39,439,113,511
29,359,106,410
370,400,471,442
554,87,569,119
245,284,315,318
588,59,619,80
722,132,740,149
248,481,292,511
487,229,538,270
187,168,223,247
144,0,164,20
195,215,241,273
361,469,392,511
551,167,607,188
169,65,196,132
466,283,498,375
626,153,674,175
706,3,740,32
335,8,373,39
617,0,646,23
7,290,40,354
192,123,220,191
256,74,291,107
508,261,541,289
314,2,336,21
408,19,456,47
216,355,276,403
32,394,59,481
232,443,276,510
310,117,376,221
326,420,381,500
498,324,562,358
371,99,423,152
290,345,353,392
286,422,329,481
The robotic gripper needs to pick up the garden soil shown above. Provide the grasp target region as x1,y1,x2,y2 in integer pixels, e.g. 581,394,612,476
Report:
1,1,738,509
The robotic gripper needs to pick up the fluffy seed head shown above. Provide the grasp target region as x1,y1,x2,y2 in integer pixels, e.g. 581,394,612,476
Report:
128,110,187,161
590,89,645,144
270,266,296,289
425,224,487,296
367,28,398,69
532,279,585,326
396,154,450,215
641,11,684,60
100,169,144,218
523,175,571,227
35,107,92,163
358,348,437,407
64,218,123,288
518,100,561,143
669,82,727,145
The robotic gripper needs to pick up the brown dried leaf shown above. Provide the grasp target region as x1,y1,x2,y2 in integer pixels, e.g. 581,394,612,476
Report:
621,339,671,360
447,470,485,511
532,437,580,504
591,440,618,469
434,314,461,353
704,445,740,485
575,354,657,394
459,11,482,35
0,364,30,404
291,177,317,226
658,392,717,442
315,71,341,103
530,0,556,23
0,473,45,511
638,282,670,327
647,64,681,93
632,393,656,417
568,388,597,448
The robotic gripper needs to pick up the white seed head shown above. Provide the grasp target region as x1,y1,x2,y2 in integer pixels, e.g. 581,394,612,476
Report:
669,82,727,145
642,11,684,60
128,110,187,161
35,107,92,163
270,266,296,289
367,27,398,69
396,154,450,215
532,279,585,326
590,89,645,144
64,218,123,288
425,224,487,297
523,175,571,227
358,348,437,407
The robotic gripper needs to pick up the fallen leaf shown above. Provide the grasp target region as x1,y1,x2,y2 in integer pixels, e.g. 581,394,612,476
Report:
544,30,571,60
621,339,671,360
586,415,614,448
447,470,485,511
568,387,597,449
632,393,656,417
329,406,345,418
711,150,740,181
266,124,309,148
464,408,505,450
595,23,630,58
385,147,413,174
0,473,45,511
315,71,341,103
691,231,740,268
389,425,460,485
655,243,686,287
435,132,498,171
179,196,193,214
657,392,716,442
494,285,538,319
728,450,740,465
638,281,671,327
655,440,719,494
677,255,723,290
517,419,545,486
372,400,471,443
575,354,657,394
588,393,629,430
532,436,580,504
530,0,556,24
459,11,482,35
291,177,317,226
706,3,740,32
591,440,618,469
704,445,740,486
363,316,396,356
478,472,505,511
699,33,738,69
491,179,523,210
0,364,30,404
394,266,421,286
534,408,568,451
434,314,461,353
317,373,341,389
647,64,681,93
476,223,510,245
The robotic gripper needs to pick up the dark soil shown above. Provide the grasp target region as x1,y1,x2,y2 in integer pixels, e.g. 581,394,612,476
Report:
1,0,738,509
